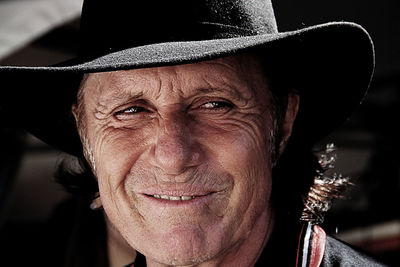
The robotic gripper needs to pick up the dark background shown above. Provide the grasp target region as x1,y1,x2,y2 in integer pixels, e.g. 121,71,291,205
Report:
273,1,400,265
0,0,399,265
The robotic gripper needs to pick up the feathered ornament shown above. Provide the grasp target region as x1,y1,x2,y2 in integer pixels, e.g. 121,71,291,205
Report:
300,143,352,224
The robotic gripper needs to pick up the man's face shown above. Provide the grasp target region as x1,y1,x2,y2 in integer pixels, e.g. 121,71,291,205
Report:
77,54,294,265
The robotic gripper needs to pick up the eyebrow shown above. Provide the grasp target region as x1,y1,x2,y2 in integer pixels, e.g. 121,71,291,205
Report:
107,91,144,103
95,90,144,114
197,82,254,103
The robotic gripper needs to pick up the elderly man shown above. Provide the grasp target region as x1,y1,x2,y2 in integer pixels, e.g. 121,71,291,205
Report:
0,0,386,266
76,53,299,267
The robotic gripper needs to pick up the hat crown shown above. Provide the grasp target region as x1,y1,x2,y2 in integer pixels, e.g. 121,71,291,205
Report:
79,0,278,57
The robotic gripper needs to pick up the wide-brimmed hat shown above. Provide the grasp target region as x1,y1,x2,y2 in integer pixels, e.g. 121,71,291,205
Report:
0,0,374,157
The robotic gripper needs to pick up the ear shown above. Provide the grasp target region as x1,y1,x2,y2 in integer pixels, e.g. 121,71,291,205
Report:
71,102,86,136
90,192,103,210
278,92,300,157
71,104,78,123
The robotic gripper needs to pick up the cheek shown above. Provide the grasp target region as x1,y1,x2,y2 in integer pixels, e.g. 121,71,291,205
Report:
220,131,273,200
89,124,152,192
198,112,273,184
202,117,274,223
210,134,273,249
91,128,153,237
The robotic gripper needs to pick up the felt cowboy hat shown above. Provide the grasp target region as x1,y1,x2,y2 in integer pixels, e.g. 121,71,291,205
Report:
0,0,374,157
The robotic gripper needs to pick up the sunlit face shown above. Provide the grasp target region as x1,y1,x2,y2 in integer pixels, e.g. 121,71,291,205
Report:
75,54,298,266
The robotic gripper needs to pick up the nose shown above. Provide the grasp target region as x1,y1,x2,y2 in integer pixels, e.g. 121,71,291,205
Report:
150,113,202,176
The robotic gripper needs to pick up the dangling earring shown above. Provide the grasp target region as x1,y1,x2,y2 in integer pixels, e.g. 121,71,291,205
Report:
90,192,102,210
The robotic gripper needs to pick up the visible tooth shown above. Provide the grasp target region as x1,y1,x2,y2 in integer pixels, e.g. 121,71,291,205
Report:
155,195,196,201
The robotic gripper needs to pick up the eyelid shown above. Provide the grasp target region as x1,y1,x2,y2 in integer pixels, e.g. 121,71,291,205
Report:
195,96,234,108
113,100,155,120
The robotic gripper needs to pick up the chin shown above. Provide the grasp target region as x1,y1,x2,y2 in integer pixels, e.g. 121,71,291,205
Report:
137,225,225,266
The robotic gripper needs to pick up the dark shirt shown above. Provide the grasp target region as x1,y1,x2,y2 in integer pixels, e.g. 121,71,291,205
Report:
127,222,389,266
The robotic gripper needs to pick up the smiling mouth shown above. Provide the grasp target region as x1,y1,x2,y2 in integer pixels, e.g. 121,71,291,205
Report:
152,194,197,201
143,192,216,202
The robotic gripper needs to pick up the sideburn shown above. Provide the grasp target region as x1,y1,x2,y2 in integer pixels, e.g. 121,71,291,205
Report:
269,90,289,165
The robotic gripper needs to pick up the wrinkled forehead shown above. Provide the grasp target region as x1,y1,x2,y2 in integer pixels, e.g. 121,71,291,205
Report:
78,53,270,103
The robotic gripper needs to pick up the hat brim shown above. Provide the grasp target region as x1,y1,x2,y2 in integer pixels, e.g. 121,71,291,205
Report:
0,22,374,156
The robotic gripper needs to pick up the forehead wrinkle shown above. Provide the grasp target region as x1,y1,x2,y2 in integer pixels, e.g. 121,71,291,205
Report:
117,67,184,104
155,66,189,100
134,66,193,109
